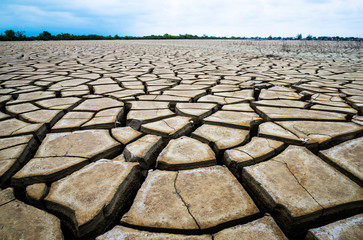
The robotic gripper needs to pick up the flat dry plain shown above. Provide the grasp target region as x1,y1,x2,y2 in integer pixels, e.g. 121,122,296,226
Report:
0,40,362,240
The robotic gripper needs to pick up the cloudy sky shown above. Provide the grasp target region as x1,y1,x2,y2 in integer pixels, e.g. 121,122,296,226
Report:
1,0,362,37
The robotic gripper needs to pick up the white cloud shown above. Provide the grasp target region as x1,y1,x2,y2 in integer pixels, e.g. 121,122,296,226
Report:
1,0,362,37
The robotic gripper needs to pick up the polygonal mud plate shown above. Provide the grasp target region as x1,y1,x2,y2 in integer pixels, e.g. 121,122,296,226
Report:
45,160,141,237
242,145,363,236
121,166,259,232
156,136,216,170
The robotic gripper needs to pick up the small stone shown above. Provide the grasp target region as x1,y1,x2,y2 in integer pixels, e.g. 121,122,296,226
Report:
156,136,216,170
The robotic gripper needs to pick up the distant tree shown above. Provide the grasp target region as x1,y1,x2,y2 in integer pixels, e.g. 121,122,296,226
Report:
38,31,52,40
268,35,272,40
4,29,15,40
15,31,26,40
296,33,302,40
306,34,313,40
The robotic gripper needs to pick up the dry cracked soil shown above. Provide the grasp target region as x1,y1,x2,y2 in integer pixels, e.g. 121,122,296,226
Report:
0,40,362,240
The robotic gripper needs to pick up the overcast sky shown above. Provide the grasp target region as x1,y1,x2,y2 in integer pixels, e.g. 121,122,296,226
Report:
1,0,362,37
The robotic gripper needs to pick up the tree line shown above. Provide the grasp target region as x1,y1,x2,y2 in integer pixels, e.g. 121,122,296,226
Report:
0,30,361,41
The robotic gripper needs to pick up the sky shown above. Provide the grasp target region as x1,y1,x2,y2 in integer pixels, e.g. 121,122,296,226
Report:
0,0,362,37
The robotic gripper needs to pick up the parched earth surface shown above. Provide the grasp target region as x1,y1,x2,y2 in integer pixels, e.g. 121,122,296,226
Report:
0,40,362,240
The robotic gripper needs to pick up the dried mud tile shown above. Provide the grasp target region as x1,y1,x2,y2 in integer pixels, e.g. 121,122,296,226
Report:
11,130,121,186
120,170,199,230
252,100,308,109
175,166,259,229
52,111,93,132
277,121,363,149
224,137,284,177
127,109,176,130
123,134,163,169
45,161,141,237
191,124,249,153
203,111,262,130
141,116,193,139
82,107,124,129
96,225,212,240
156,136,216,170
256,106,347,121
0,188,62,240
110,127,142,146
222,103,255,112
213,215,288,240
0,135,38,186
242,145,363,235
0,118,46,139
306,213,363,240
122,166,259,231
73,98,123,111
319,136,363,186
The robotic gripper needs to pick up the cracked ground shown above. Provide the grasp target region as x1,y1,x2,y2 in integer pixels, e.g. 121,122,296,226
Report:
0,40,362,240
